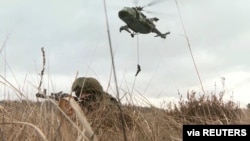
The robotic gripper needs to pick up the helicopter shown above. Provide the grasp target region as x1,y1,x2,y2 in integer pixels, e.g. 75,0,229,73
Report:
118,1,170,39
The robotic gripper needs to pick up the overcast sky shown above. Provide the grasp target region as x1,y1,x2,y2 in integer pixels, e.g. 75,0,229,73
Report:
0,0,249,108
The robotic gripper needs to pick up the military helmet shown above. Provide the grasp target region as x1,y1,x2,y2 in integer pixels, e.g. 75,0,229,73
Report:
71,77,103,98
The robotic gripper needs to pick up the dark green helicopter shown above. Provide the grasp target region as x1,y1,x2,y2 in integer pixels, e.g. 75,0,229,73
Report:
118,1,170,39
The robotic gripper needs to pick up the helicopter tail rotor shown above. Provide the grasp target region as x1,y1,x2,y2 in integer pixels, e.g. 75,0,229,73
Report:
154,32,170,39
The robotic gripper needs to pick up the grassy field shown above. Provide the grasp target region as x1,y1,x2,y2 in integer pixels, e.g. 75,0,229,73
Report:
1,91,249,141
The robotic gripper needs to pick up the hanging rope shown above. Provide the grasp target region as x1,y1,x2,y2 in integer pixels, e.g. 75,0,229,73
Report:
174,0,205,94
136,34,140,64
132,34,141,97
135,34,141,76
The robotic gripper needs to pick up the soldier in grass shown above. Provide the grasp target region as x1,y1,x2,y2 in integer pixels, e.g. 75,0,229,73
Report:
71,77,118,111
58,77,133,129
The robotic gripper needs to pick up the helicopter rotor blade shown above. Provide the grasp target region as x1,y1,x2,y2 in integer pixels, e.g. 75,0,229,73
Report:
143,9,164,15
133,0,139,6
142,0,167,8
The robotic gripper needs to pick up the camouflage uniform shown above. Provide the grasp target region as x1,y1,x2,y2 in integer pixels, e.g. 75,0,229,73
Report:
71,77,118,111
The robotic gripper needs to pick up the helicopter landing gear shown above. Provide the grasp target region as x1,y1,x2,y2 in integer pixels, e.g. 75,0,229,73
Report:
120,25,131,33
120,25,135,37
150,17,159,22
120,25,137,38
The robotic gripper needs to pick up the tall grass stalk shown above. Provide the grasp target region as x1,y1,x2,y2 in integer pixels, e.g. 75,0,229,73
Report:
103,0,128,141
174,0,205,94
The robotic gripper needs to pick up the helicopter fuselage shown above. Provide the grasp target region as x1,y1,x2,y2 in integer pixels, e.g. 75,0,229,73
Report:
118,7,154,34
118,6,170,39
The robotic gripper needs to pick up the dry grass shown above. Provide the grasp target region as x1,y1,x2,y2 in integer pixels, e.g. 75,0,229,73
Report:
1,91,250,141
